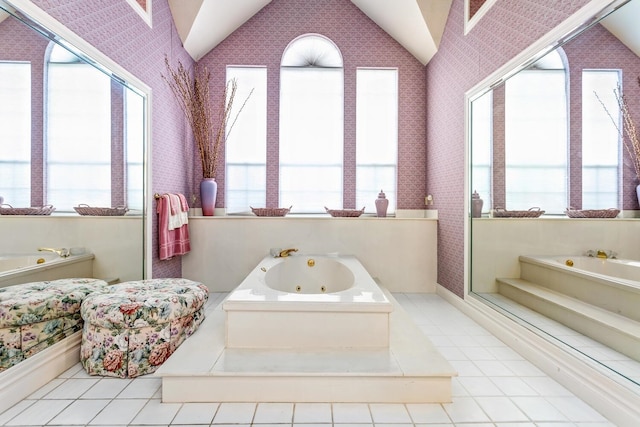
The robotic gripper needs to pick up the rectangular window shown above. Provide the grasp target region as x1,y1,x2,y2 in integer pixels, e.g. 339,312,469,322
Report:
280,68,343,213
0,62,31,207
225,66,267,214
356,68,398,214
505,69,568,213
582,70,620,209
126,88,145,212
47,63,112,211
470,90,492,212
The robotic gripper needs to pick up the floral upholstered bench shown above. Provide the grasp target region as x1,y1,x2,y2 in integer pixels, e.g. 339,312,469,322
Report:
0,278,109,372
80,278,209,378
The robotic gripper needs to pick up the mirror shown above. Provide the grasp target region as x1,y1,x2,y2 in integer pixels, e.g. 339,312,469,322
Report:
0,2,145,213
465,0,498,33
469,0,640,389
0,0,149,282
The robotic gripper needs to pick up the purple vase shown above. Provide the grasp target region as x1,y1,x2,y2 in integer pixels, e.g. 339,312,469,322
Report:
200,178,217,216
375,189,389,217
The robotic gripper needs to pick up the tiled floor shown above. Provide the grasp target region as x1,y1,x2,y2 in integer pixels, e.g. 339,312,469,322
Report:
0,293,617,426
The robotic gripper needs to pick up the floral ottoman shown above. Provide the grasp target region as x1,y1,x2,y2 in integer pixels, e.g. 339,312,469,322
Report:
80,278,209,378
0,278,109,372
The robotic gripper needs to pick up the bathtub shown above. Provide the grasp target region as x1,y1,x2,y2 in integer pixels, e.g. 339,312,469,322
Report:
223,254,392,349
518,255,640,321
0,252,95,288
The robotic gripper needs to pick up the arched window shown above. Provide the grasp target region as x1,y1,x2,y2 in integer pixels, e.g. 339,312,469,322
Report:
505,50,568,213
279,34,343,212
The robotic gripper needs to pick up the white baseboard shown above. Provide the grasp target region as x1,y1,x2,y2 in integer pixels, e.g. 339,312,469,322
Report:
436,285,640,426
0,332,81,414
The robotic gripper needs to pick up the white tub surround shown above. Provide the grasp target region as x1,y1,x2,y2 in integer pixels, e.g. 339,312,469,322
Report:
182,216,437,293
157,256,456,403
0,253,94,288
224,255,393,349
496,255,640,362
518,255,640,321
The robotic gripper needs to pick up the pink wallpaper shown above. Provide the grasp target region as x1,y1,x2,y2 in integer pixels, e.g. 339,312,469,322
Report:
32,0,194,279
427,0,592,297
14,0,617,293
197,0,427,210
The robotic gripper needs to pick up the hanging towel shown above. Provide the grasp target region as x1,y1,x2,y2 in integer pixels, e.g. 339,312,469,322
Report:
157,194,190,260
167,193,188,230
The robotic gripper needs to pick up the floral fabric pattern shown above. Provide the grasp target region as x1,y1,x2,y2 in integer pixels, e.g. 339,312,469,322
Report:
80,278,208,378
0,278,108,372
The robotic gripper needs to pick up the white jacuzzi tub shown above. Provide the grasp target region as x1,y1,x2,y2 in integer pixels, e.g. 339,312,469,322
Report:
223,254,392,349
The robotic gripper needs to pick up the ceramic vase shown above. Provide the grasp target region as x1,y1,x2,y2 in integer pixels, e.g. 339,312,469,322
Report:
472,190,483,218
375,189,389,217
200,178,217,216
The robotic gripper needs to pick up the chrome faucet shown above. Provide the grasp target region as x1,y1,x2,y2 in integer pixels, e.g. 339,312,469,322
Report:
276,248,298,258
38,247,70,258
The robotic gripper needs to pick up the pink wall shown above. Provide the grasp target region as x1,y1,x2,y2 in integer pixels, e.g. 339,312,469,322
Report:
197,0,426,210
31,0,193,278
427,0,592,297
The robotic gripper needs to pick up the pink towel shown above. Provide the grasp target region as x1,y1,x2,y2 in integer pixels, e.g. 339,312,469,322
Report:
157,194,190,260
178,193,189,212
167,193,188,230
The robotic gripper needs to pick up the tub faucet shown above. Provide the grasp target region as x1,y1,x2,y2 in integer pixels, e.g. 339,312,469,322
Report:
38,247,70,258
276,248,298,257
588,249,616,259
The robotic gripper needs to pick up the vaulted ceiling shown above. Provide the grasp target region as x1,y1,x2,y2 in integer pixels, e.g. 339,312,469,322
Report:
167,0,453,65
600,0,640,58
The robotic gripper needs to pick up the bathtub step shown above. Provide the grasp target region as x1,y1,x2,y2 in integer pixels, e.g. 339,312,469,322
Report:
155,289,456,403
497,278,640,361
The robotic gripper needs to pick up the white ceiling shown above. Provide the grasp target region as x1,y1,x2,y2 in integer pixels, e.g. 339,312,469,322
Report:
168,0,453,65
600,0,640,58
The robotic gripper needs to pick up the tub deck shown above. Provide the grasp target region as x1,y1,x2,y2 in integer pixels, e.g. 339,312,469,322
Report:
223,255,393,349
155,288,456,403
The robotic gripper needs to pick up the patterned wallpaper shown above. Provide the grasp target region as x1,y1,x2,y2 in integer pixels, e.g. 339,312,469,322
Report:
14,0,617,293
32,0,194,279
427,0,592,297
198,0,427,210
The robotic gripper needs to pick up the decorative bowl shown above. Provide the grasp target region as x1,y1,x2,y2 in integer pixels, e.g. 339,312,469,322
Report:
0,204,55,215
565,208,619,218
325,207,365,217
251,206,292,217
491,207,544,218
74,204,128,216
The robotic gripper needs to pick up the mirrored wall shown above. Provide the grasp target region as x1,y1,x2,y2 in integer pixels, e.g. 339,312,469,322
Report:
0,0,150,281
0,2,146,214
469,0,640,389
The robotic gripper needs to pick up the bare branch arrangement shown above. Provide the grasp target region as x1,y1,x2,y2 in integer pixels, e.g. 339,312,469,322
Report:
595,77,640,179
162,56,253,178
